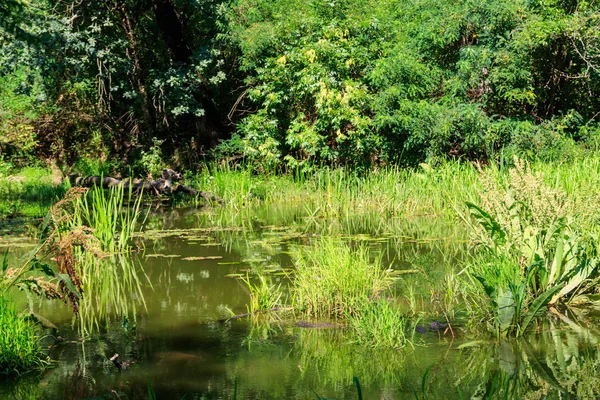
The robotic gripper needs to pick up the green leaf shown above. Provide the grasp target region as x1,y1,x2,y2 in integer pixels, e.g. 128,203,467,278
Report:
551,259,595,304
30,259,55,277
547,235,565,285
353,376,363,400
498,288,515,334
520,285,562,335
473,274,496,298
56,273,80,299
456,340,487,349
466,202,506,247
29,312,58,330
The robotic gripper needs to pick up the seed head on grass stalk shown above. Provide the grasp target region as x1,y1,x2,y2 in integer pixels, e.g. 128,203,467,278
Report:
1,187,101,315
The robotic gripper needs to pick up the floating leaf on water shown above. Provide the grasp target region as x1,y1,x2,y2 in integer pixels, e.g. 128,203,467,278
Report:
225,273,245,278
262,225,293,231
181,256,223,261
199,243,221,247
145,254,181,258
218,261,242,265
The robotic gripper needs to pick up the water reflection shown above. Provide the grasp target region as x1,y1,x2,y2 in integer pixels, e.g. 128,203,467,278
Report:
3,209,600,399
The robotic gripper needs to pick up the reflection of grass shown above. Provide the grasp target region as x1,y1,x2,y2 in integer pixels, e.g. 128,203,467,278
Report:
76,253,148,336
296,328,407,388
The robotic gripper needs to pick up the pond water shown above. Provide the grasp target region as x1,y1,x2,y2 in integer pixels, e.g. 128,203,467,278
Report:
1,207,600,399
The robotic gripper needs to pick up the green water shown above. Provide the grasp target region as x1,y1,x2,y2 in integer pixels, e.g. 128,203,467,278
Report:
1,207,600,399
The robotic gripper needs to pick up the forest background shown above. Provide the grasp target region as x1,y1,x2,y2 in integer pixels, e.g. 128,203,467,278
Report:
2,0,600,175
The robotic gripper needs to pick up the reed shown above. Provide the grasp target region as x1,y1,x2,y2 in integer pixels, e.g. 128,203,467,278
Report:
241,274,283,314
349,299,410,348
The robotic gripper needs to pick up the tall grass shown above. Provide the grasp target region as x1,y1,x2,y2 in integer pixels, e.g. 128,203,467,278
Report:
62,185,148,336
0,296,46,375
190,162,480,238
241,274,283,314
349,299,410,348
70,184,144,253
0,166,66,218
292,238,391,318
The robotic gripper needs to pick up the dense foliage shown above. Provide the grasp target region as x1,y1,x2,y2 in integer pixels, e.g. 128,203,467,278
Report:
2,0,600,172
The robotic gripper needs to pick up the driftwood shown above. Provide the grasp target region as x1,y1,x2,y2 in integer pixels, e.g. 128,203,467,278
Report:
68,169,223,203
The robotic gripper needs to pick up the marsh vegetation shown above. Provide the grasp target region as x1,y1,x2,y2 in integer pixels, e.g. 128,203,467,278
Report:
4,0,600,397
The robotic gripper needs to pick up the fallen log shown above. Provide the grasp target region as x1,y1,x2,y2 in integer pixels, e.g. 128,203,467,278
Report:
68,169,223,203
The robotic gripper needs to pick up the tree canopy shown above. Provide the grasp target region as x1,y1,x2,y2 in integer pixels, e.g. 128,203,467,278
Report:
2,0,600,173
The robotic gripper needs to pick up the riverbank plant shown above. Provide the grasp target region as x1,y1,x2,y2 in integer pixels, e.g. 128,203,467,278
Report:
241,274,283,314
0,166,67,218
290,238,412,347
349,299,410,349
63,185,148,335
463,158,600,336
0,296,46,375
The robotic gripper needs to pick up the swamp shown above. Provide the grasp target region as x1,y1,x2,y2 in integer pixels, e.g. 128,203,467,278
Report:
4,0,600,398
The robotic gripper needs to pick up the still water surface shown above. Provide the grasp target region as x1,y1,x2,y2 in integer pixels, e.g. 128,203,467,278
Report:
1,207,600,399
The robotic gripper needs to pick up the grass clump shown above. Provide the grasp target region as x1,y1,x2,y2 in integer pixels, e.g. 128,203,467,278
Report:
241,274,283,314
69,184,144,253
291,238,410,347
349,299,409,349
292,238,391,318
0,296,46,375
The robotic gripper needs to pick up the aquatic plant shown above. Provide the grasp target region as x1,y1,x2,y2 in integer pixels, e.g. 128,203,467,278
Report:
349,299,410,348
292,238,391,318
0,296,46,375
1,188,94,314
240,274,283,314
69,183,144,253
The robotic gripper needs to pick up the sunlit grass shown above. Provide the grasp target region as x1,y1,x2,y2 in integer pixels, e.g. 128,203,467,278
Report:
241,274,283,314
0,296,46,375
69,184,145,253
349,299,411,348
292,238,391,318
